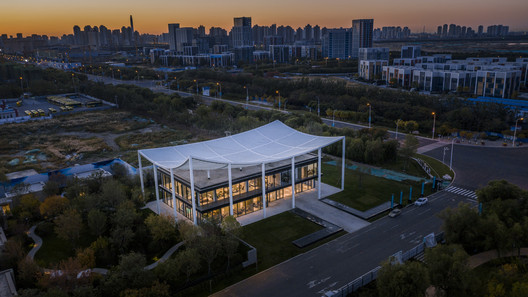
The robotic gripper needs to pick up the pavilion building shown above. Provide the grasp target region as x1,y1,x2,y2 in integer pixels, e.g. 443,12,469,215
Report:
137,121,345,224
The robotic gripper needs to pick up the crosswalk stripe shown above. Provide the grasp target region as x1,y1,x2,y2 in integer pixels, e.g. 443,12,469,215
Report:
445,186,477,199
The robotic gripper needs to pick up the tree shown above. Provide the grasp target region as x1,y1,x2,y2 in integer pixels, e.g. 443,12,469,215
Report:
439,203,484,253
17,258,42,288
198,222,222,275
39,195,69,219
13,194,41,222
113,201,139,229
110,227,135,254
42,180,60,197
120,280,170,297
144,214,177,248
404,120,419,133
100,179,126,209
178,220,200,246
425,244,479,297
76,247,96,268
174,248,200,283
400,134,419,170
220,215,241,237
377,261,429,297
87,209,107,237
54,209,83,248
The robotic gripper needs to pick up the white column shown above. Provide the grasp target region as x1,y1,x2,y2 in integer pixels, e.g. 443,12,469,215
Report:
170,168,178,222
262,163,266,218
318,148,322,200
228,163,233,216
341,138,345,190
153,165,160,214
189,158,197,225
138,152,144,197
291,157,295,209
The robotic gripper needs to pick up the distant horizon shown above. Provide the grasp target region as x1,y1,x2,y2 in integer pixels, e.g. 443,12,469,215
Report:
3,19,528,38
1,0,527,37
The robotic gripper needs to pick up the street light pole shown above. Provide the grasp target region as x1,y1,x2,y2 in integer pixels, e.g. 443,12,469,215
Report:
194,80,198,95
367,103,371,128
332,109,336,127
449,138,455,171
317,96,320,117
432,112,436,139
244,86,249,109
276,90,281,110
512,117,524,147
395,119,401,140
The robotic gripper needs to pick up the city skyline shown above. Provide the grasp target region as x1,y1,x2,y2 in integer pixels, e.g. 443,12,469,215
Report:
1,0,527,36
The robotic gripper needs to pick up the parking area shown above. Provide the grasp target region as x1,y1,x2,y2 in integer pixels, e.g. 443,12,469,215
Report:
3,93,112,118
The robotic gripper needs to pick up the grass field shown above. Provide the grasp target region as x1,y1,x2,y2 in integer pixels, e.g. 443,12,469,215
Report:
414,154,454,180
34,222,97,268
322,162,434,211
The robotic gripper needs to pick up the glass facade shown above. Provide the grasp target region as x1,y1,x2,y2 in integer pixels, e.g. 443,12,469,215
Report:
157,160,318,223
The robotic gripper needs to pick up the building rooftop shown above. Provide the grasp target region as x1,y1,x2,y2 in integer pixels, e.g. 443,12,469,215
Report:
139,120,343,171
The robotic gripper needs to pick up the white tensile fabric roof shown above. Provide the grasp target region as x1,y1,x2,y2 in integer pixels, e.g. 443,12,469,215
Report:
139,120,344,171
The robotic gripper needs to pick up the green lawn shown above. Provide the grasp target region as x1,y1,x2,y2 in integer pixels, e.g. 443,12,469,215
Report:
322,163,434,211
34,222,97,268
414,154,454,180
241,211,342,269
382,157,430,179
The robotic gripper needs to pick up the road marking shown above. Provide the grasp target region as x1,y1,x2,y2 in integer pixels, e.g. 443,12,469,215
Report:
445,186,478,199
418,208,432,216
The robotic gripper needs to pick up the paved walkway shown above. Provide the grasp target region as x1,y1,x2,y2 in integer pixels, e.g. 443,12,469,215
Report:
468,248,528,269
236,184,370,233
26,224,43,260
417,141,445,154
291,208,342,248
321,199,394,220
295,185,370,233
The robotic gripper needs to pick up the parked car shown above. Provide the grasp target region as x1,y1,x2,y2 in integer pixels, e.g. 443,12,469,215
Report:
414,197,428,206
388,209,401,218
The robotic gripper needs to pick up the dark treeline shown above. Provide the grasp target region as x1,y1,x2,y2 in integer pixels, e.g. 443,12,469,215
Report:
0,58,520,135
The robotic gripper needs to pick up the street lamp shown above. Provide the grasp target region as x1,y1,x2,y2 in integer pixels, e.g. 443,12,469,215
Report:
432,112,436,139
442,146,449,164
513,117,524,147
316,96,320,117
332,109,336,127
244,86,249,108
395,119,401,140
449,138,456,171
276,90,281,109
217,82,221,98
367,103,371,128
194,80,198,95
19,76,23,90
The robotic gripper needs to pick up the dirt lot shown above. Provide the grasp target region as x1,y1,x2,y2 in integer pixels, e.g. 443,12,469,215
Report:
0,110,183,172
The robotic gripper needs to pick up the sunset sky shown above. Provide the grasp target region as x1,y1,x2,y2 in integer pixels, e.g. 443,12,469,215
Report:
1,0,527,37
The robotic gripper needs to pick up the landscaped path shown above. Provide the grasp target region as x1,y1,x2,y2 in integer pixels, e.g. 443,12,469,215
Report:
26,223,184,275
468,248,528,269
26,224,43,260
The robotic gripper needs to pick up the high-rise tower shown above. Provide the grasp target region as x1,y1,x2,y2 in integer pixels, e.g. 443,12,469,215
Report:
130,15,134,32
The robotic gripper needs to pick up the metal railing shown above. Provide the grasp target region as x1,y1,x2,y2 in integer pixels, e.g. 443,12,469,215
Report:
326,232,445,297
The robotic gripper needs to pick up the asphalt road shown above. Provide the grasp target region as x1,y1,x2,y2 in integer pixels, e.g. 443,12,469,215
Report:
215,190,475,297
424,145,528,190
